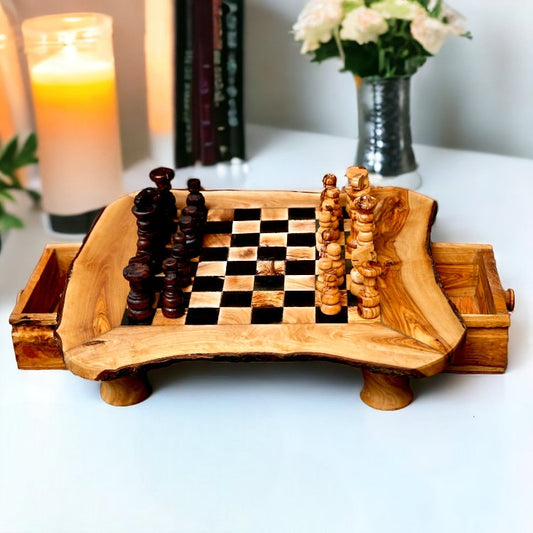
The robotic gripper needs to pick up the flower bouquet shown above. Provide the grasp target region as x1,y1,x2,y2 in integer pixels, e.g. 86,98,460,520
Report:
293,0,470,78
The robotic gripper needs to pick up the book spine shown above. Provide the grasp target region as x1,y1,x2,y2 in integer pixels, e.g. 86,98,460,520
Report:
213,0,230,161
222,0,245,160
175,0,195,168
193,0,217,165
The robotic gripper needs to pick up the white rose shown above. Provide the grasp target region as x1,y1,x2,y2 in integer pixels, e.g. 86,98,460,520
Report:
371,0,426,21
410,14,452,54
440,3,468,36
293,0,344,54
340,6,389,45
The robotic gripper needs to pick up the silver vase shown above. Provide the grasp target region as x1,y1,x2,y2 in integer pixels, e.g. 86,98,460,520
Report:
356,76,420,188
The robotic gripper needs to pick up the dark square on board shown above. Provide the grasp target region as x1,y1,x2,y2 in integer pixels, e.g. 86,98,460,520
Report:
315,306,348,324
287,233,317,247
253,275,285,291
260,220,289,233
204,220,233,234
288,207,316,220
257,246,287,261
225,260,257,276
233,208,261,221
231,233,260,247
284,291,316,307
185,308,220,325
220,291,253,307
191,276,225,292
251,307,284,324
199,247,229,261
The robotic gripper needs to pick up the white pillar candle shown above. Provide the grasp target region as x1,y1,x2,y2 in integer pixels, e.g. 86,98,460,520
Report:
22,13,123,218
144,0,174,165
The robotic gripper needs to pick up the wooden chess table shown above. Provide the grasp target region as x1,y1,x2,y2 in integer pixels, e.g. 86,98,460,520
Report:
10,187,514,410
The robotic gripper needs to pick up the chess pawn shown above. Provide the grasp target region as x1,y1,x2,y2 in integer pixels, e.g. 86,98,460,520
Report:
325,242,345,286
169,241,192,288
325,187,342,222
350,244,377,296
320,173,337,201
320,272,342,315
123,262,154,324
357,260,382,319
179,213,201,258
355,195,377,248
186,177,207,223
161,257,185,319
316,257,333,293
149,166,177,242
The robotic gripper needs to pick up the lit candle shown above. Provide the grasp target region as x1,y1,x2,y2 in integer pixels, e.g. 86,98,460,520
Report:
22,13,123,233
145,0,174,164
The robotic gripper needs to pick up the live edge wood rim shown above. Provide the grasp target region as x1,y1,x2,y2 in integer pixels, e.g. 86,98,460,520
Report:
54,187,467,383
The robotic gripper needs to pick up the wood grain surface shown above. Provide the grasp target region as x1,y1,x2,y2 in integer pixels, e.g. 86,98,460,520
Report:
56,188,467,382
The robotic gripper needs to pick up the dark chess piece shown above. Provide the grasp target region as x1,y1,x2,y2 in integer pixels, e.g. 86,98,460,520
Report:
149,166,178,244
132,187,159,268
179,212,202,258
123,261,154,324
169,239,192,288
186,177,207,223
161,257,185,319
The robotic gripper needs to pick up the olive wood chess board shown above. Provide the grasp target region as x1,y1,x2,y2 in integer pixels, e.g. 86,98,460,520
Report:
10,188,514,410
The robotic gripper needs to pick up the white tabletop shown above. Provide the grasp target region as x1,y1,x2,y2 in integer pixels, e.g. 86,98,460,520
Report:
1,124,532,533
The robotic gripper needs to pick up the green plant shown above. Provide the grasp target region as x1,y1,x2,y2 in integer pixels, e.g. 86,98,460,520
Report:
0,133,40,232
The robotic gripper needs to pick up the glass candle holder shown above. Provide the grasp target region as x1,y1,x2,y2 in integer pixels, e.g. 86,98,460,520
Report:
22,12,123,234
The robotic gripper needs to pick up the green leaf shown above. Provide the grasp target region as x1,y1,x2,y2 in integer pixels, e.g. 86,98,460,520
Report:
0,136,18,177
15,133,38,168
0,189,15,201
0,211,24,232
0,133,40,229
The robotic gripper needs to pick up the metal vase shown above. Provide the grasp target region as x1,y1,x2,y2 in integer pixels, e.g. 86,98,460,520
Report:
356,77,417,177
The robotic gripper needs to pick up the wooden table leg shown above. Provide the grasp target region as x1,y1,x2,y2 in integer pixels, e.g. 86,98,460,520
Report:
360,369,414,410
100,372,152,406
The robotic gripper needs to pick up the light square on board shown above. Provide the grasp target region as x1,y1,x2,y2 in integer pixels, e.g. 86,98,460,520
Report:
284,274,315,291
203,233,231,248
260,207,289,221
195,261,227,277
188,291,222,308
283,307,316,324
218,307,252,325
259,232,287,247
228,246,258,261
252,290,285,307
286,246,316,261
289,219,316,233
232,220,261,233
223,275,255,291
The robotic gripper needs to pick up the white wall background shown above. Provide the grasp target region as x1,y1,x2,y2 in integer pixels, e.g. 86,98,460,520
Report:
12,0,533,166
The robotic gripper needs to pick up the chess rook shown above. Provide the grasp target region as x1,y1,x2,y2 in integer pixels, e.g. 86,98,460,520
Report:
169,236,192,288
123,262,154,324
186,177,207,224
357,260,382,319
345,166,370,254
161,257,185,318
350,194,378,297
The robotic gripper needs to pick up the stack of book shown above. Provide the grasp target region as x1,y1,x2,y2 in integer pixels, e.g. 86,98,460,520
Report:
175,0,245,168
